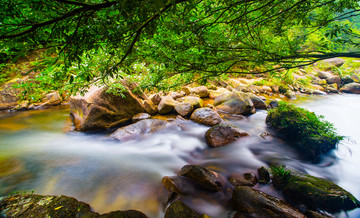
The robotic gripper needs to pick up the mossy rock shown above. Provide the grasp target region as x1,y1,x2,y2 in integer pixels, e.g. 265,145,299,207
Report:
164,201,210,218
271,166,360,212
266,102,343,160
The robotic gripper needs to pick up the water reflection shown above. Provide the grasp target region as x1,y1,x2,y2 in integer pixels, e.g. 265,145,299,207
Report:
0,95,359,217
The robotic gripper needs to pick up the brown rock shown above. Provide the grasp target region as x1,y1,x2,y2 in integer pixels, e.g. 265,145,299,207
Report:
43,91,61,106
191,86,209,98
143,99,157,115
164,201,203,218
214,92,255,115
178,165,223,191
190,108,222,126
326,76,341,84
205,124,249,147
232,186,305,218
158,96,177,114
258,166,270,183
70,85,147,131
181,96,203,109
228,172,258,187
249,94,267,109
340,82,360,94
150,93,162,105
175,102,194,117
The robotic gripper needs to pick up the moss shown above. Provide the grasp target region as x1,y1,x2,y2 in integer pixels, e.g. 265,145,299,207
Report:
266,102,344,159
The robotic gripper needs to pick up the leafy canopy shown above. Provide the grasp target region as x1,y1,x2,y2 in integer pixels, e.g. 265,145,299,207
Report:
1,0,360,92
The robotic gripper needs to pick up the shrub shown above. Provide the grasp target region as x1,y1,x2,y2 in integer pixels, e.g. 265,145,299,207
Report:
266,101,344,160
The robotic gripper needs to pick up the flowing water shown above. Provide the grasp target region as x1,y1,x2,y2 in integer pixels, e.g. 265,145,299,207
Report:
0,94,359,218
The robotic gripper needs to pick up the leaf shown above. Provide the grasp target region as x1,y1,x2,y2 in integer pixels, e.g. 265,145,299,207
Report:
54,206,63,210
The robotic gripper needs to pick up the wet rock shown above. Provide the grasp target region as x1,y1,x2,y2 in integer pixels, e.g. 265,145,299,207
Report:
191,86,209,98
165,201,204,218
258,166,271,183
109,119,168,140
228,173,258,187
249,94,267,109
143,99,157,115
272,166,360,212
311,90,327,95
325,87,339,94
70,85,147,131
175,102,194,117
341,75,354,85
232,186,305,218
132,113,151,123
213,92,255,115
169,92,184,100
158,96,178,114
205,124,249,147
150,93,162,105
340,82,360,94
318,58,345,70
42,91,61,107
190,108,222,126
181,96,203,109
0,194,148,218
178,165,223,191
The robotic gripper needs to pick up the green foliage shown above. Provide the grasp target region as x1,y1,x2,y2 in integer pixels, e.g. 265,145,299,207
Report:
0,0,359,93
266,101,344,159
270,165,291,183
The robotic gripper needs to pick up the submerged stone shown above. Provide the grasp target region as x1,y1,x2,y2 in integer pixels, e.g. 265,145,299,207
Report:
178,165,223,191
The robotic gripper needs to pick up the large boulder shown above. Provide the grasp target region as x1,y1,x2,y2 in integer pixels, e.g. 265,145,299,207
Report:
42,91,62,107
340,82,360,94
205,124,249,147
0,78,24,110
272,166,360,212
190,108,222,126
326,76,341,84
178,165,223,191
109,119,168,141
0,194,147,218
181,96,203,109
232,186,305,218
70,85,147,131
213,92,255,115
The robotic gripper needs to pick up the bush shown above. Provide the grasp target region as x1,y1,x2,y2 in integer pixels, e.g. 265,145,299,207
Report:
266,101,344,160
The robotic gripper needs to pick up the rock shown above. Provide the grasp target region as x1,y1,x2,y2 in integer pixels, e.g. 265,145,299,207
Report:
259,86,272,93
258,166,271,183
109,119,168,140
326,76,341,84
317,71,333,79
0,194,148,218
318,58,345,70
158,96,178,114
190,108,222,126
178,165,223,191
271,85,279,93
232,186,305,218
228,172,258,187
205,124,249,147
175,102,194,117
164,201,203,218
213,92,255,115
181,96,203,109
325,87,339,94
209,88,230,99
143,99,157,115
305,210,333,218
169,92,184,100
285,90,296,99
319,79,327,85
42,91,61,106
272,166,360,212
191,86,209,98
0,78,23,110
150,93,162,105
249,94,267,109
340,82,360,94
341,75,354,84
181,86,192,95
311,90,327,95
268,100,279,109
70,85,147,131
351,74,360,83
132,113,151,123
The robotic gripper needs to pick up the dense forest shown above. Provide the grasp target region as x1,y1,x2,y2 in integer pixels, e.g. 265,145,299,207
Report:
1,1,360,218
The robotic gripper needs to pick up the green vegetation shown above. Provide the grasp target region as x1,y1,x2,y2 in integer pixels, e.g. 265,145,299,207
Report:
0,0,359,96
266,101,344,159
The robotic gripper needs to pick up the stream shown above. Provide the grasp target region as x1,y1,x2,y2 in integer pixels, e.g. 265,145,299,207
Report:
0,94,359,218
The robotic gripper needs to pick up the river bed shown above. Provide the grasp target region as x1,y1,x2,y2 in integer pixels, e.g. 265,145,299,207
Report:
0,94,359,217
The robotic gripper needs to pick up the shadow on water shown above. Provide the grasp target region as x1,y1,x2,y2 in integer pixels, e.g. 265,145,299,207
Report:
0,95,359,218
